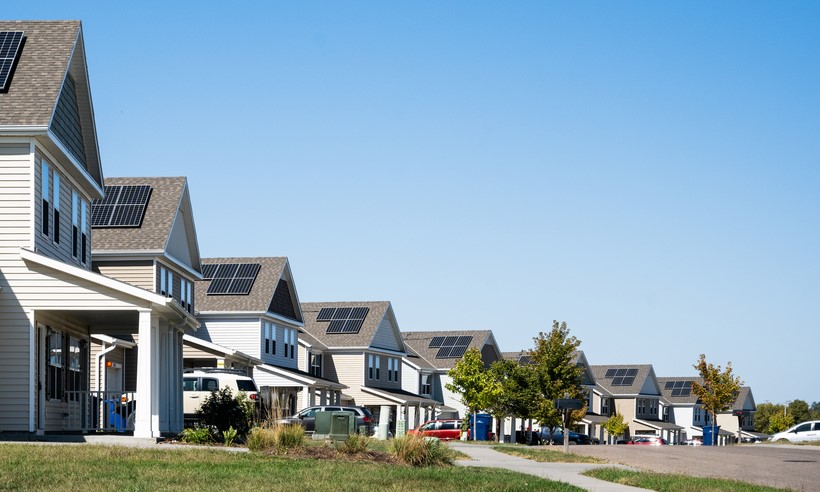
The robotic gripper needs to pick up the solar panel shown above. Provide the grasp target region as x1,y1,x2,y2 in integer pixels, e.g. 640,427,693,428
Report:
201,264,218,280
626,368,638,377
91,185,152,228
605,369,617,378
666,380,692,397
317,308,335,321
434,335,473,359
0,31,24,91
318,306,370,334
205,263,261,295
612,376,635,386
429,336,445,348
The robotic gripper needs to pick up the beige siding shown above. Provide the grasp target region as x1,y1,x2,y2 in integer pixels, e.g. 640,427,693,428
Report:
324,353,363,390
0,142,35,431
95,262,153,290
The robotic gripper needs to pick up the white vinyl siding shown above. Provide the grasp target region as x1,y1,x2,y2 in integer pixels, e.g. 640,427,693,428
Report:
194,317,262,359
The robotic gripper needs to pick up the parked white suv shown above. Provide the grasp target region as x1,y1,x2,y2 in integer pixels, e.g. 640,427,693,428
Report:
182,368,259,418
770,420,820,443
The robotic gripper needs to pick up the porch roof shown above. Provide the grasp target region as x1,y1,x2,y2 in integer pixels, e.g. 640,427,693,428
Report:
360,386,438,406
255,364,346,390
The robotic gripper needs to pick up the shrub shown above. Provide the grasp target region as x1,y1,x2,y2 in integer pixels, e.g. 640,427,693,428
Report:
198,388,250,437
246,427,277,451
180,426,213,445
391,433,455,467
338,433,370,454
274,423,306,449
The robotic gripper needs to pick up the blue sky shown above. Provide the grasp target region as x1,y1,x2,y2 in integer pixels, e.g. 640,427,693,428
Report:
8,1,819,405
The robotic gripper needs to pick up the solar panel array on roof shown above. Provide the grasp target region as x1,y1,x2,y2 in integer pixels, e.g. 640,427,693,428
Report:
316,307,369,334
428,336,445,348
435,335,473,358
664,380,692,397
91,185,152,228
205,263,261,295
605,368,638,386
0,31,24,91
518,355,532,365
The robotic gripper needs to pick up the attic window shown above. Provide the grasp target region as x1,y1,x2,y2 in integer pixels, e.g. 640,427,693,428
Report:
0,31,24,91
91,185,152,228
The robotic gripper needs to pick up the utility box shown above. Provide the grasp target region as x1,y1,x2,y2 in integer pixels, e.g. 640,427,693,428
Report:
329,411,355,441
314,411,333,435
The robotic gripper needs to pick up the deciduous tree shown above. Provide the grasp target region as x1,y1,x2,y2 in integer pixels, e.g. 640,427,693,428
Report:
691,354,743,445
602,413,629,445
446,348,495,440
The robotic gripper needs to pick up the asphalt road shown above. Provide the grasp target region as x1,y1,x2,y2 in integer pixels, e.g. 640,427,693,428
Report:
565,443,820,491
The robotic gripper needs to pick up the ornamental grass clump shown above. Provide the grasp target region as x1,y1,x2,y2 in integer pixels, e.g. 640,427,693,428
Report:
338,433,371,454
391,433,455,467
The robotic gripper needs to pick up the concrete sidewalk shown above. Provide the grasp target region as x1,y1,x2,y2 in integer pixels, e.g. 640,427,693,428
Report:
449,443,648,492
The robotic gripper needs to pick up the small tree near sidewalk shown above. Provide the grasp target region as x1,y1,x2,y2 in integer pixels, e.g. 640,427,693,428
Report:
691,354,743,445
446,347,497,441
602,412,629,445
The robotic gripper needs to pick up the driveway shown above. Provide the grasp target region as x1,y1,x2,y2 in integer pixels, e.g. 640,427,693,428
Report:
567,443,820,491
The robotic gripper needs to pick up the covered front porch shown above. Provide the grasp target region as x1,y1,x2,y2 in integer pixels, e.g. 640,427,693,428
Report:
360,386,438,436
22,249,197,438
254,364,347,419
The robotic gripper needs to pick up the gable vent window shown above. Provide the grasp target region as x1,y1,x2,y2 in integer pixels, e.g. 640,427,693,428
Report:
41,162,50,236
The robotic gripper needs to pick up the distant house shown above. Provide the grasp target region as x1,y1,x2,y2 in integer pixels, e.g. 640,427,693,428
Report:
401,330,502,420
716,386,758,443
193,258,345,417
301,302,437,434
590,365,683,443
0,21,197,438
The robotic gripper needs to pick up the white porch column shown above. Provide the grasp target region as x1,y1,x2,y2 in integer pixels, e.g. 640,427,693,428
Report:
301,385,312,409
169,330,183,434
135,310,160,438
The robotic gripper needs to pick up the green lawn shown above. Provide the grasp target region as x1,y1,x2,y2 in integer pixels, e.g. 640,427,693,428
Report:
0,443,581,491
583,468,789,492
491,444,606,464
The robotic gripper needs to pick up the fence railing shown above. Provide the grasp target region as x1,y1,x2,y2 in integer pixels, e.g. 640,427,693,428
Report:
63,391,137,432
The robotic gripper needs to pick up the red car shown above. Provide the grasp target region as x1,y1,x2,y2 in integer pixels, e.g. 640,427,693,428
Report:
627,436,668,445
407,419,462,440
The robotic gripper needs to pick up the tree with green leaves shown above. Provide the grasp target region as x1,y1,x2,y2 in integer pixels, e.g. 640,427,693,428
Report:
788,400,810,424
768,411,795,435
753,402,780,434
486,358,537,442
446,347,496,440
530,321,583,447
602,413,629,445
691,354,743,445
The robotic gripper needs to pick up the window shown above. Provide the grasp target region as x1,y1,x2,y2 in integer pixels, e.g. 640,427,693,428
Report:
160,267,173,297
309,353,322,377
66,336,84,400
602,398,609,415
420,374,431,395
694,406,703,424
375,356,380,380
650,399,658,416
202,378,219,392
46,329,63,400
53,173,60,244
586,389,593,410
637,399,646,415
80,198,87,263
386,357,398,382
166,269,173,298
183,378,197,391
264,321,277,355
160,267,167,296
180,279,192,311
368,354,374,380
72,191,79,258
41,161,50,236
283,328,295,359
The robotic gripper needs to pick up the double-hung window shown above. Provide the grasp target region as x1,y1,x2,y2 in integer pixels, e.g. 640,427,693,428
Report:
46,328,63,400
264,321,277,355
375,356,380,380
53,173,60,244
420,374,431,395
309,353,322,377
41,162,50,236
160,267,173,297
72,191,79,258
180,279,192,311
368,355,374,380
80,199,87,264
282,328,295,359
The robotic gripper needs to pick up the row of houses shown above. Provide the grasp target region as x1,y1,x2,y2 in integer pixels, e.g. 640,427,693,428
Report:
0,21,757,444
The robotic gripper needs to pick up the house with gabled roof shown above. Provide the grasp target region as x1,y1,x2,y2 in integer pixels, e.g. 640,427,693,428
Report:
590,364,683,443
301,302,437,434
717,386,758,443
0,21,198,438
401,330,502,420
194,258,345,418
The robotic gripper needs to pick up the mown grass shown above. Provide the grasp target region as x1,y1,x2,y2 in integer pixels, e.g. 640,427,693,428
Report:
491,444,606,464
0,443,580,491
583,467,789,492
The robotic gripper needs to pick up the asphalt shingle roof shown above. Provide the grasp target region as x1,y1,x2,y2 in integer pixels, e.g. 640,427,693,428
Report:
590,364,656,396
0,21,78,127
656,377,703,405
401,330,496,370
300,301,393,349
92,177,187,252
196,257,289,314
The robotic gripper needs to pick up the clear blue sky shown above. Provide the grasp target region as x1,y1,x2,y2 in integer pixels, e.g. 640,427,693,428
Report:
8,1,819,405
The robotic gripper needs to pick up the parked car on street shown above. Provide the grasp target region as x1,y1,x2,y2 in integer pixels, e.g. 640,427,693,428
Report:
407,419,462,440
279,405,375,435
770,421,820,443
627,435,668,445
536,428,594,445
681,438,702,446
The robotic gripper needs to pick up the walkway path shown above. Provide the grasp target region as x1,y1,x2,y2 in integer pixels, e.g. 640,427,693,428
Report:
449,443,649,492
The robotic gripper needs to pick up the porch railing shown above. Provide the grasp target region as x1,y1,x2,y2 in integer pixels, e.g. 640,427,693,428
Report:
63,391,137,433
